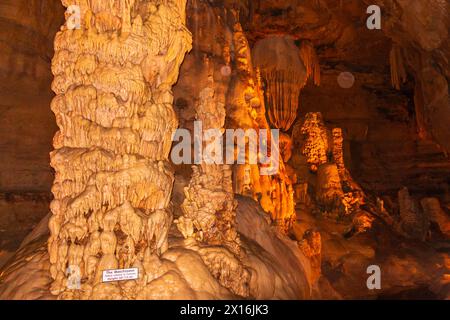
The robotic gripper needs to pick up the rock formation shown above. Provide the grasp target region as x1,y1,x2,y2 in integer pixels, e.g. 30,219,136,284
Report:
421,197,450,238
178,81,241,254
398,187,429,241
252,36,320,131
389,44,407,90
300,112,329,172
48,0,192,299
228,23,296,232
0,0,449,301
299,40,321,87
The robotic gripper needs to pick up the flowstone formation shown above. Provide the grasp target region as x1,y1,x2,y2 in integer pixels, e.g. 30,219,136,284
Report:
228,23,295,232
300,112,329,173
252,36,320,131
178,81,241,254
170,11,252,295
48,0,192,299
292,112,367,225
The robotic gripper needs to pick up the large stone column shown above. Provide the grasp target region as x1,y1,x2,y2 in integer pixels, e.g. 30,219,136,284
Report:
48,0,191,299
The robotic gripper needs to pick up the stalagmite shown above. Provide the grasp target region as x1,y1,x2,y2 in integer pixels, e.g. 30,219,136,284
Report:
332,128,345,175
48,0,192,299
398,187,429,240
301,112,329,172
252,36,308,131
179,83,240,254
420,198,450,238
331,127,364,214
294,115,365,218
316,163,344,215
299,230,321,282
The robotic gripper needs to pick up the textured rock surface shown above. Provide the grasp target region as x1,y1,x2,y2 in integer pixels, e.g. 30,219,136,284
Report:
0,0,449,300
0,0,64,260
0,194,312,300
0,0,63,87
252,35,307,131
236,0,450,199
46,0,193,299
173,1,296,232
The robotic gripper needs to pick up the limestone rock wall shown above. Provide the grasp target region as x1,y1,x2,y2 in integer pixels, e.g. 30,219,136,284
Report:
0,0,64,259
0,0,63,86
373,0,450,153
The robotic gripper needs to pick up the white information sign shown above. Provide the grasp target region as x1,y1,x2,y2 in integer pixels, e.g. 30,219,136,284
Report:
102,268,139,283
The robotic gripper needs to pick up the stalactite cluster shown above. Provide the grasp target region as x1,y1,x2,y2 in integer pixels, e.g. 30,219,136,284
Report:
230,25,295,232
48,0,192,299
252,36,307,131
299,40,321,86
262,69,305,131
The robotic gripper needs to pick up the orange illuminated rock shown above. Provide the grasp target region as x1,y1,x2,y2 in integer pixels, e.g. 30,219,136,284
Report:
48,0,192,299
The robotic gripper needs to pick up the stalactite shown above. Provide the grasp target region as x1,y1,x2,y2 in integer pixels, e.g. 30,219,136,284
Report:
252,35,308,131
48,0,192,300
390,43,407,90
299,40,321,86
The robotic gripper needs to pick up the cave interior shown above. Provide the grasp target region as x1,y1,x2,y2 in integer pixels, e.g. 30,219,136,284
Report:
0,0,449,300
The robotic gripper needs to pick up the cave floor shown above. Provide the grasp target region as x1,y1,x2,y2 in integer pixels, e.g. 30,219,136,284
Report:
293,206,449,299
